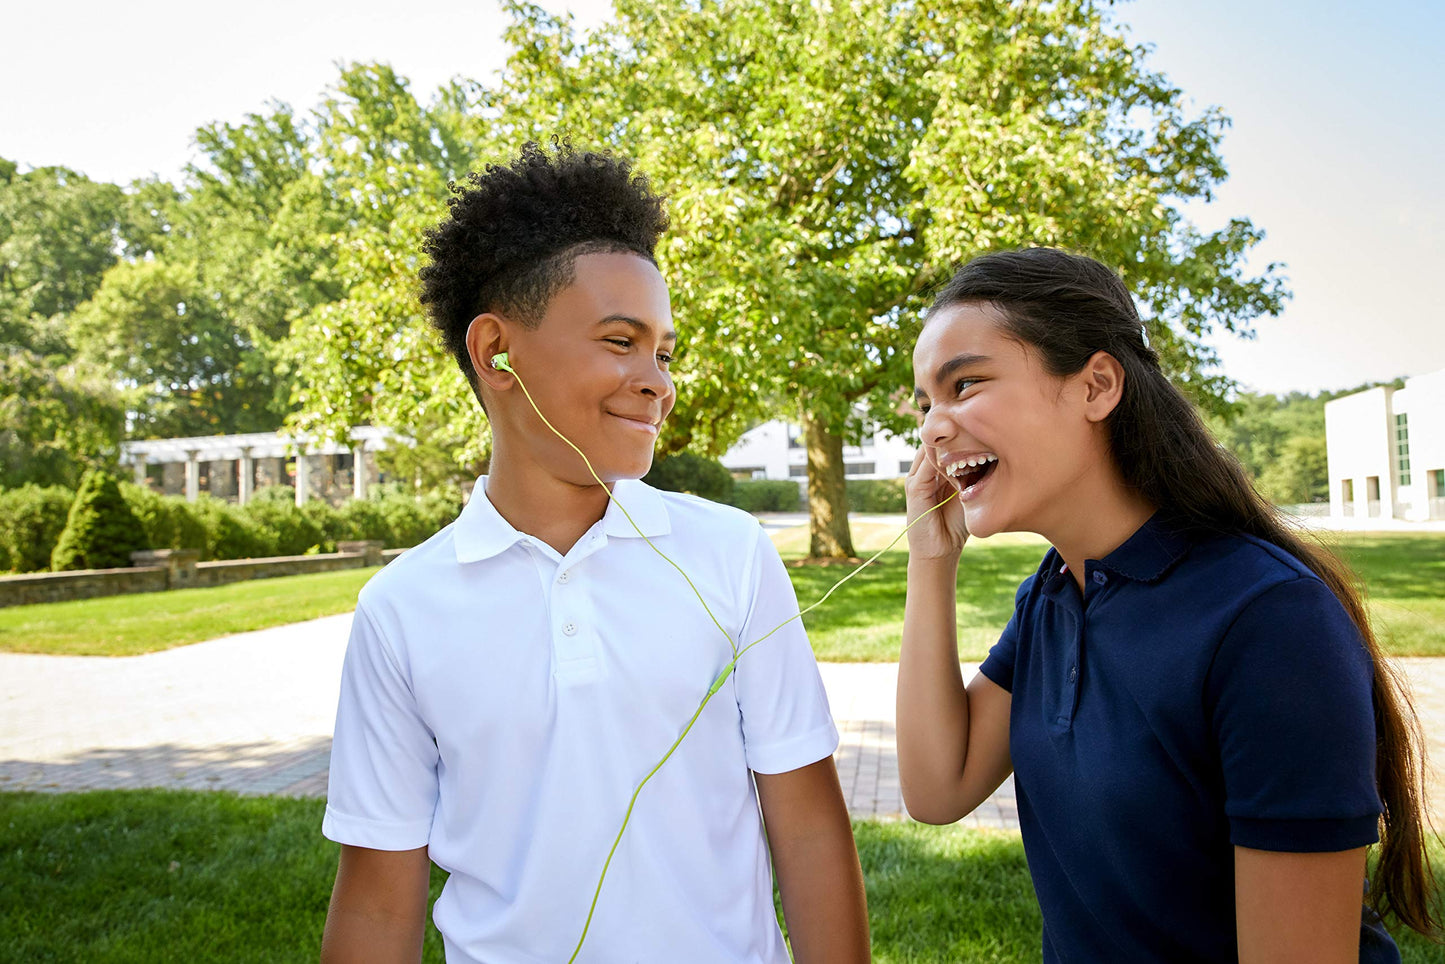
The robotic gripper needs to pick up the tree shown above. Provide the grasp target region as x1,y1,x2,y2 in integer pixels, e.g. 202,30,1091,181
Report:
50,469,147,571
0,347,124,489
1258,435,1329,505
470,0,1287,557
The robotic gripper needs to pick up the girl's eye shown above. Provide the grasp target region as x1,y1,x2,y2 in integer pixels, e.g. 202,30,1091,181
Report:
955,377,978,396
918,402,931,416
605,337,632,349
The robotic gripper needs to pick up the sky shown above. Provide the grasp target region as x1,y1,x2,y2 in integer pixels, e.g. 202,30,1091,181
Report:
3,0,1441,396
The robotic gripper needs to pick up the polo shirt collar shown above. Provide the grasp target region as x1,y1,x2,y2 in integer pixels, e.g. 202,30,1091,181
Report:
1094,513,1192,584
453,476,671,564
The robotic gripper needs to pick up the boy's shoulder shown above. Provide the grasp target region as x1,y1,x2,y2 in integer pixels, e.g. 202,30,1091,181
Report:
354,516,463,616
645,483,763,541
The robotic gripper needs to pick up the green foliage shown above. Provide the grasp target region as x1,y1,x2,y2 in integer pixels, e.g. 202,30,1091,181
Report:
337,499,394,546
1258,435,1329,504
49,470,147,571
240,497,327,557
0,484,74,573
120,482,210,554
643,453,734,503
729,479,802,512
846,479,908,514
0,347,125,489
480,0,1287,556
186,496,270,561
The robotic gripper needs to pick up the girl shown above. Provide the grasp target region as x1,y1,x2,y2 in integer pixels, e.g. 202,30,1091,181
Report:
897,248,1437,962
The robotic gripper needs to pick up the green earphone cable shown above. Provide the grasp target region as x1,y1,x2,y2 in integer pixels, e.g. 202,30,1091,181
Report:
490,352,957,961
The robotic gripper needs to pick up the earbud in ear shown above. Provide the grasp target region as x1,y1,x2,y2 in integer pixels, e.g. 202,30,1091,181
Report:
490,352,511,373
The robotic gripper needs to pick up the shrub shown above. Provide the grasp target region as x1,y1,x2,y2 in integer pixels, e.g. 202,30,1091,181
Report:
50,470,148,571
365,483,463,548
242,498,326,556
729,479,802,512
338,499,394,547
0,484,74,573
300,500,345,553
188,495,271,561
120,483,208,554
846,478,908,513
644,453,735,504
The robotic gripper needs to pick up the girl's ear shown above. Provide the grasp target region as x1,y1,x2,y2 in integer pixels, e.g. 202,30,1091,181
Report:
467,313,511,392
1080,350,1126,423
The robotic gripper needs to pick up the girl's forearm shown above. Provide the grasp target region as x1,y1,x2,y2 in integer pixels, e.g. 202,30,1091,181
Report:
896,556,971,822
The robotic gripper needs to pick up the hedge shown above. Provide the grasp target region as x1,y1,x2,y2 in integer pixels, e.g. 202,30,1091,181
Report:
846,478,908,513
0,482,465,572
0,484,74,573
644,454,734,504
729,479,802,512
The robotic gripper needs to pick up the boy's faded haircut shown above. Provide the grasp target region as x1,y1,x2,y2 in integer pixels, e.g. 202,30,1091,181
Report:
419,141,669,396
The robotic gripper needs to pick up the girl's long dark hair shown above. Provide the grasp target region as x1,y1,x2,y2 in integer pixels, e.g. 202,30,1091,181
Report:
930,247,1438,937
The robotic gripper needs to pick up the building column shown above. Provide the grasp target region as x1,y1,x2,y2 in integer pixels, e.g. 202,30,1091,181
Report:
295,446,310,506
185,450,200,503
353,442,369,501
238,447,254,506
133,459,147,486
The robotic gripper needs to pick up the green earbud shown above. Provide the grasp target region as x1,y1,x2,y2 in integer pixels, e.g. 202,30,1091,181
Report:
491,352,512,373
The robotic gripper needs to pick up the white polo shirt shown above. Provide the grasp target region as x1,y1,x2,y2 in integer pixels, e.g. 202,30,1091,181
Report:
323,478,838,963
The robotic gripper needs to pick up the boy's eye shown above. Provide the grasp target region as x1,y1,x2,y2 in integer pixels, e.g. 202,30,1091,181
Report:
918,402,931,416
605,337,632,349
657,352,673,367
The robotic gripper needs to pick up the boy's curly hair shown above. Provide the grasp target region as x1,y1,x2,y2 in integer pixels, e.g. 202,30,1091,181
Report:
419,141,669,392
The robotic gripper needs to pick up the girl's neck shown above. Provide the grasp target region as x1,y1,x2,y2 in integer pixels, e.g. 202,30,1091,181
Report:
1040,467,1156,592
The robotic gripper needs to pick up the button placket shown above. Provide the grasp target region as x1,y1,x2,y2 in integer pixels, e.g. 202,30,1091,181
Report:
551,561,600,683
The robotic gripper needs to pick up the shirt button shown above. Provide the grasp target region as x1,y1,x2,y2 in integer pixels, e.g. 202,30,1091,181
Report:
558,570,570,584
1093,571,1107,585
1068,665,1078,682
562,622,578,636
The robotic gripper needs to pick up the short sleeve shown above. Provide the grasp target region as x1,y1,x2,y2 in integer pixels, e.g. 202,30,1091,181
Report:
731,527,839,774
322,603,441,850
1206,576,1382,852
978,575,1035,694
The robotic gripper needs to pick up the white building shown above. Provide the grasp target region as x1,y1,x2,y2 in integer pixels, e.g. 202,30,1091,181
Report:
719,419,920,486
1325,368,1445,522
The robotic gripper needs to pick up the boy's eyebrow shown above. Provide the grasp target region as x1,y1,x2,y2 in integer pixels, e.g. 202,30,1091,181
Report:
913,352,991,403
598,314,677,345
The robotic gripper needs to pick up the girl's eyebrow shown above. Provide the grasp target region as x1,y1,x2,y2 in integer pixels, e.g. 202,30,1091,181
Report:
914,352,991,402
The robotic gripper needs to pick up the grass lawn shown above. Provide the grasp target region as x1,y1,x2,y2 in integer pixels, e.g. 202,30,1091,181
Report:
786,525,1445,661
0,567,379,657
4,790,1441,962
0,526,1439,661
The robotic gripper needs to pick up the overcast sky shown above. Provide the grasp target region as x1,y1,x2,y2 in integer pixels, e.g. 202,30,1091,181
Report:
4,0,1441,396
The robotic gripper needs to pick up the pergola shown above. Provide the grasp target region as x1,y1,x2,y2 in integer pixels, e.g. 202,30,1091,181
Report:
121,426,399,506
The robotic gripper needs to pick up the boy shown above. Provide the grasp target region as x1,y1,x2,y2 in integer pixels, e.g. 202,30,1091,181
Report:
319,143,869,963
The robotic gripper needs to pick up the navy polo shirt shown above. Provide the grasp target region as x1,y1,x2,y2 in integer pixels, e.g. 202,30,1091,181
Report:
978,515,1398,963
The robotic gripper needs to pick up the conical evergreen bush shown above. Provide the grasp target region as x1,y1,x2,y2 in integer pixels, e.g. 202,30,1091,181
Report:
50,469,148,571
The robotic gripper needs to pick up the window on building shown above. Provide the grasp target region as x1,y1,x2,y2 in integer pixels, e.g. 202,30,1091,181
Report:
1394,413,1411,486
1341,479,1354,503
1432,468,1445,498
899,459,914,474
788,464,808,478
729,466,766,481
844,462,875,477
787,434,803,449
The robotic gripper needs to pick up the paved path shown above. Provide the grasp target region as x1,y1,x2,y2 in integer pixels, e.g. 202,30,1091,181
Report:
2,615,1442,832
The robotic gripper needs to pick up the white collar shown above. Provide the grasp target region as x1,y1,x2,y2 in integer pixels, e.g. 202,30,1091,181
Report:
453,477,671,564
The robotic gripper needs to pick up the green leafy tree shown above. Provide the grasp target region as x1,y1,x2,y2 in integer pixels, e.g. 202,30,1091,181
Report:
50,470,148,571
469,0,1287,557
0,484,74,573
1258,435,1329,505
0,347,124,489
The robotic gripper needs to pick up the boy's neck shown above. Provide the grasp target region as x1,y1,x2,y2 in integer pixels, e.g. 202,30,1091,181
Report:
483,462,613,557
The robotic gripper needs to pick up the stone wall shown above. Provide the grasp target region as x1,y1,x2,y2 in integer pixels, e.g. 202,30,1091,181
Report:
0,541,388,609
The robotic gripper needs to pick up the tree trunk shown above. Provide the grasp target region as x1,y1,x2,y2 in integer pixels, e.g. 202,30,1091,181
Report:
801,405,856,559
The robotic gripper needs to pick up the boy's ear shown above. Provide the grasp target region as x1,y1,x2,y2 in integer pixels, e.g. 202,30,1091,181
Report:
1080,350,1126,423
467,313,511,391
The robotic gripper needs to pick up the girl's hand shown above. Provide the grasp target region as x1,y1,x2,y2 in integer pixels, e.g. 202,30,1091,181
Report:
904,447,968,562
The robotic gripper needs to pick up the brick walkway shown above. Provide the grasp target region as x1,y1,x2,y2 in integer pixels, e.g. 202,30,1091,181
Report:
2,614,1441,831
